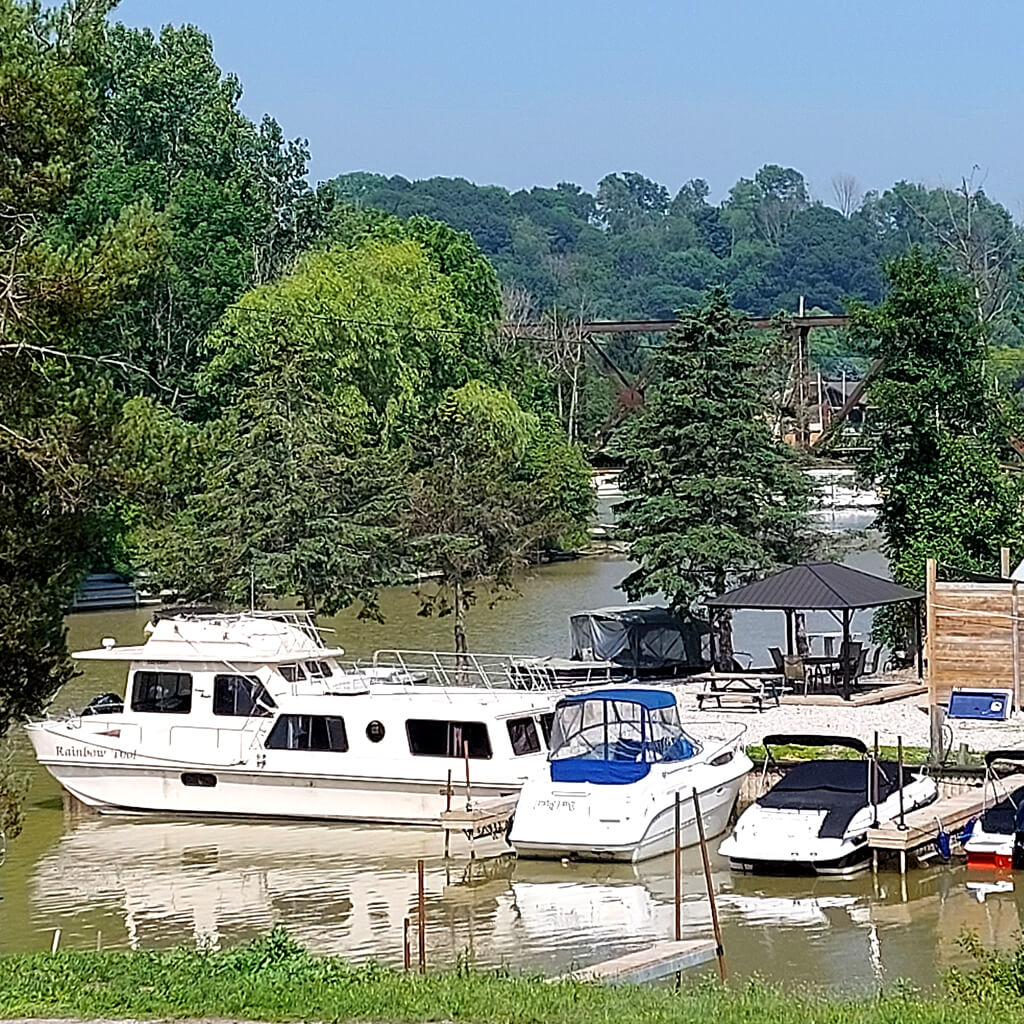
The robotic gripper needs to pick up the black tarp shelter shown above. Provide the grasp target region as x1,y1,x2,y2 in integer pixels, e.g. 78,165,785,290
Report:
569,605,708,674
706,561,924,697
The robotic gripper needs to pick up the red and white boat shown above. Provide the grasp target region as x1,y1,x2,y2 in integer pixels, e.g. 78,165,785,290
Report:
963,751,1024,871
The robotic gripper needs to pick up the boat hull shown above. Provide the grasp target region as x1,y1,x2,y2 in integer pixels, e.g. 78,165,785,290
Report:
26,723,526,827
511,749,751,863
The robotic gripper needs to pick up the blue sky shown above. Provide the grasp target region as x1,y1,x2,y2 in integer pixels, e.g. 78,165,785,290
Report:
116,0,1024,215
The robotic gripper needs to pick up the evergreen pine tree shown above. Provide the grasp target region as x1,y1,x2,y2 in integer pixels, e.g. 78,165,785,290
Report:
610,289,814,666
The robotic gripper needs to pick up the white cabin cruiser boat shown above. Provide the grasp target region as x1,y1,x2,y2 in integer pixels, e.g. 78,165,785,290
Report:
509,687,750,862
719,734,938,875
964,751,1024,871
25,610,563,826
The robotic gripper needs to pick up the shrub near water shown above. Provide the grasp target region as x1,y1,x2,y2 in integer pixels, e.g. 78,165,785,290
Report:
0,928,1020,1023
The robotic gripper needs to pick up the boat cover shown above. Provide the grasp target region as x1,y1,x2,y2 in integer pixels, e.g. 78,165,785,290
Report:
757,760,904,839
569,606,708,670
980,786,1024,834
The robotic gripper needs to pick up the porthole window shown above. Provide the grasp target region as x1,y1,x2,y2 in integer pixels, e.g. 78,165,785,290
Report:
366,720,385,743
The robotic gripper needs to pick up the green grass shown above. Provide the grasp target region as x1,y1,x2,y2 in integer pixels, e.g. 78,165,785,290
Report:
0,929,1021,1023
745,743,956,766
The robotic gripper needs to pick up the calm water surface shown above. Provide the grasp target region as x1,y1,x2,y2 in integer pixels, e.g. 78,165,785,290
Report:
1,525,1009,991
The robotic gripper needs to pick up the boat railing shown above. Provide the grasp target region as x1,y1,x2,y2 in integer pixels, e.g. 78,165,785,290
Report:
370,649,561,691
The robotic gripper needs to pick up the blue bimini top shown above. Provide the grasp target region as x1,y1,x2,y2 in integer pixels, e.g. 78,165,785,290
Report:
557,688,677,710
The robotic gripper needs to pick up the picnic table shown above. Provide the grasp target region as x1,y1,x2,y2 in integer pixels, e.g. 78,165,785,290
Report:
692,670,785,712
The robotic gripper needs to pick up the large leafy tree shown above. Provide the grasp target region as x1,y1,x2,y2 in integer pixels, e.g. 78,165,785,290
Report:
854,251,1024,645
61,20,314,410
407,382,590,652
610,290,813,666
0,0,163,832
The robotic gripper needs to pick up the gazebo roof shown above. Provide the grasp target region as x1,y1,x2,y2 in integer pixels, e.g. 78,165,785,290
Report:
705,561,923,611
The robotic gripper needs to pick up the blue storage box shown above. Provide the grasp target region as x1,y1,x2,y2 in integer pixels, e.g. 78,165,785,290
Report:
947,688,1013,720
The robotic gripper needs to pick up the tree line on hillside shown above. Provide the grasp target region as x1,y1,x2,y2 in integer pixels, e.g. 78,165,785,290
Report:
330,168,1024,342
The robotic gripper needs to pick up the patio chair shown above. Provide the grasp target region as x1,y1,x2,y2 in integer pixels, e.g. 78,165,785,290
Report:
768,646,785,673
831,647,868,690
863,646,882,678
782,654,806,697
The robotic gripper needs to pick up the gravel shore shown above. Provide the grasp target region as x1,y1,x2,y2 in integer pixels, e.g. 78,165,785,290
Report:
677,683,1024,753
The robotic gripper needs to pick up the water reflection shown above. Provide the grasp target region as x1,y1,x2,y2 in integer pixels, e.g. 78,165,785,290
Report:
13,810,1022,991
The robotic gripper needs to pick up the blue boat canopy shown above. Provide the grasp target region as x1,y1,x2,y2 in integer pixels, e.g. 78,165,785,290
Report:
548,688,696,785
556,688,677,711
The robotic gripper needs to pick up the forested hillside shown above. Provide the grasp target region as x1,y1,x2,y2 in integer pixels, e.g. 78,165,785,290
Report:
328,169,1024,338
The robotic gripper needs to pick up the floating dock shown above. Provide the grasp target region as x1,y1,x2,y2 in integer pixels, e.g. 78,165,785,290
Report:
554,939,719,984
867,772,1024,872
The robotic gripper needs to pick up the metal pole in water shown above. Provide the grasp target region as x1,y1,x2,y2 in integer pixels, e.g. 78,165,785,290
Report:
872,730,880,828
444,768,453,859
674,792,681,942
692,788,727,984
897,735,906,830
51,929,60,953
403,917,411,972
417,858,427,974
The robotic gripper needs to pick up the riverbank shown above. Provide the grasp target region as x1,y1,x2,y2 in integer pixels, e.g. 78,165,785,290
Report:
0,930,1016,1023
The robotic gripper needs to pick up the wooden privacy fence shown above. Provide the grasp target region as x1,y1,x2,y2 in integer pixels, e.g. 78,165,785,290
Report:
927,558,1022,708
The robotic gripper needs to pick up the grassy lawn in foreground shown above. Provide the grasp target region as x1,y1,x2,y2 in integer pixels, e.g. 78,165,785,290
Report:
0,930,1020,1023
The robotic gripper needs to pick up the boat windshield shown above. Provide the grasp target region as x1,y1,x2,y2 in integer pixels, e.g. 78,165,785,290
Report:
548,691,696,765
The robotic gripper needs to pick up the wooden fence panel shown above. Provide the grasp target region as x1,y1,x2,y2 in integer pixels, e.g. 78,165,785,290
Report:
928,565,1021,707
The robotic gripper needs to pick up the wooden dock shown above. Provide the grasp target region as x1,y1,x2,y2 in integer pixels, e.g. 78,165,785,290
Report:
554,939,719,984
779,682,927,707
440,796,518,853
867,773,1024,870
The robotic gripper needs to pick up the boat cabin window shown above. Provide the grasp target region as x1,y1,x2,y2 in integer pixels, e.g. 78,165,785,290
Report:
131,671,193,714
213,674,277,717
406,719,492,759
279,663,305,683
507,717,541,756
538,712,555,746
265,714,349,751
305,660,333,678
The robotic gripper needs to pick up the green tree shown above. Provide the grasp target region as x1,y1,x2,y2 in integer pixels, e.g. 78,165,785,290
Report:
853,251,1024,647
0,0,162,831
408,382,589,652
62,20,314,409
610,289,813,666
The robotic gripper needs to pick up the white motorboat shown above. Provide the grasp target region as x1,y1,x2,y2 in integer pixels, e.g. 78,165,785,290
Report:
963,750,1024,871
509,687,751,862
719,734,938,875
25,610,565,826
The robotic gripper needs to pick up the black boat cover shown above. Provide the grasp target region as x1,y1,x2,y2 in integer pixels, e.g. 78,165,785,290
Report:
757,760,903,839
980,786,1024,834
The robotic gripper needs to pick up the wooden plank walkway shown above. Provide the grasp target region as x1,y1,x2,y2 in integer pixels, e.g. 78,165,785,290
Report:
867,773,1024,853
554,939,719,984
780,682,927,707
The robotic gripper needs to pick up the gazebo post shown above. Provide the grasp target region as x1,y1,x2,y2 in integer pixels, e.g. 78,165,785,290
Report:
914,598,924,679
841,608,852,700
784,609,794,657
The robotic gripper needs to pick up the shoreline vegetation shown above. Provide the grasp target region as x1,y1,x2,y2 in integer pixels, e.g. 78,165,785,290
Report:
0,930,1021,1023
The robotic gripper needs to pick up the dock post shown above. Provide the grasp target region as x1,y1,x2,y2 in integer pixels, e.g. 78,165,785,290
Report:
899,849,907,876
443,769,453,859
897,736,906,830
692,788,727,984
417,859,426,974
463,741,472,811
403,916,411,971
674,792,681,942
872,850,878,874
872,731,880,828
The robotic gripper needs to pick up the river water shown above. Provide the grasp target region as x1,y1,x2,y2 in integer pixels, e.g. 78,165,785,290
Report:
1,519,1016,991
